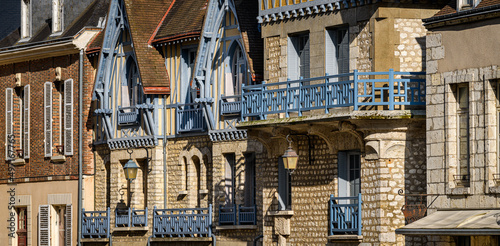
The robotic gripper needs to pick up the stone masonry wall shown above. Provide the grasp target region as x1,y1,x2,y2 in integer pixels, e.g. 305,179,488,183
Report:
395,19,427,72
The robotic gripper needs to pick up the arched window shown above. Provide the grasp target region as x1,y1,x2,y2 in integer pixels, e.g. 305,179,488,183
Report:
232,45,246,95
121,58,141,110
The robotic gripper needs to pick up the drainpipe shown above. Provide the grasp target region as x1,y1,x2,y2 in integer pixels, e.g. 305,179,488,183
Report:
163,95,168,208
253,234,263,246
77,49,84,246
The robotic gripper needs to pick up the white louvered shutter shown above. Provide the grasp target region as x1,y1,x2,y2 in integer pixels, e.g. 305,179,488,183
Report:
5,88,13,160
23,85,30,159
64,79,73,155
287,37,299,80
65,204,72,246
44,82,52,157
39,205,50,246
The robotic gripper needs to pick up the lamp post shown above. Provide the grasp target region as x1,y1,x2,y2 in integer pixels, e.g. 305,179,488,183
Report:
282,135,299,174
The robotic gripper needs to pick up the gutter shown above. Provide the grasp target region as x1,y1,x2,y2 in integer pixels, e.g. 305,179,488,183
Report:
77,49,84,246
423,4,500,26
395,228,500,235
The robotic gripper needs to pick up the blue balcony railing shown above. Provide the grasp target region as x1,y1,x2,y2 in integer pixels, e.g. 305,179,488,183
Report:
176,103,206,133
81,208,110,238
219,70,425,120
329,193,362,236
115,207,148,227
117,106,139,125
153,205,212,238
219,204,257,225
219,95,242,115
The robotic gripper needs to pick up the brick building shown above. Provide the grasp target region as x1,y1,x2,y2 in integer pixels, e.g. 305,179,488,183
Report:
0,1,108,245
397,1,500,245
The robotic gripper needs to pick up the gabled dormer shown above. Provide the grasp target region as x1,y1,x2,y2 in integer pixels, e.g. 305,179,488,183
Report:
20,0,31,41
457,0,481,10
51,0,64,35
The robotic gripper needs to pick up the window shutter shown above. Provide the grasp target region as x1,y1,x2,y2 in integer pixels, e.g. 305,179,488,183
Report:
278,158,288,210
338,29,349,74
300,36,310,79
287,37,299,80
23,85,30,159
65,204,72,246
39,205,50,246
325,30,338,77
5,88,13,160
44,82,52,157
64,79,73,156
338,151,348,202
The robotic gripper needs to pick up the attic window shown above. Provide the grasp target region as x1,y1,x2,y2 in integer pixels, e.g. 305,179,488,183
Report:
52,0,63,34
458,0,480,10
20,0,31,39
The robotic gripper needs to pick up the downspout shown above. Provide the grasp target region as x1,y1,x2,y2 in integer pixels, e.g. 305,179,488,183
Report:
77,49,83,246
163,95,168,209
253,234,263,246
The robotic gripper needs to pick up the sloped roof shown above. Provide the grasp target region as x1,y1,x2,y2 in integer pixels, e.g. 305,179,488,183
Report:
432,0,500,17
0,0,109,49
152,0,207,43
123,0,173,89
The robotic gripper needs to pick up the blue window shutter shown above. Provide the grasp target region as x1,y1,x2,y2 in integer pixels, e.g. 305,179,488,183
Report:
278,158,288,210
300,35,310,79
64,79,73,156
23,85,30,159
338,29,349,74
44,82,52,157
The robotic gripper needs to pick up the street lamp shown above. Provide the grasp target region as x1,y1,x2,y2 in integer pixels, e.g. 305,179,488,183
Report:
282,135,299,173
123,149,139,181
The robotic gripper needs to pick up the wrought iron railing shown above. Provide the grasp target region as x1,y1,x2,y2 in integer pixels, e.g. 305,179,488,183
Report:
115,207,148,227
152,205,212,238
176,103,206,133
219,204,257,225
117,106,139,125
219,70,425,120
81,208,110,238
329,193,362,236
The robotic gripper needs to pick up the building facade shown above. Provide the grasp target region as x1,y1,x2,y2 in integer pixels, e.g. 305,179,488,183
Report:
0,0,108,245
397,1,500,245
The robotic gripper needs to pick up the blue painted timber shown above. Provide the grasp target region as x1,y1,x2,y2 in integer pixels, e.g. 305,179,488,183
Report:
218,70,425,118
176,103,207,133
218,204,257,225
153,205,212,238
117,106,139,125
219,95,242,115
81,208,110,238
115,207,148,227
329,193,362,236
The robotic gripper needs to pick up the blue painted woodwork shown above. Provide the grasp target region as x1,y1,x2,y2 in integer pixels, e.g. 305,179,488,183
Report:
117,106,139,125
329,193,362,236
176,103,207,133
218,69,425,119
152,205,212,238
81,208,110,238
218,204,256,225
219,95,242,115
115,207,148,227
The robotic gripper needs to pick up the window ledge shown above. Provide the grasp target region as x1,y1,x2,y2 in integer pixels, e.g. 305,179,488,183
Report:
327,235,363,242
447,186,471,195
199,189,209,195
11,158,25,166
113,226,149,232
216,225,257,230
50,155,66,163
178,190,188,196
488,186,500,194
269,210,294,216
81,238,109,242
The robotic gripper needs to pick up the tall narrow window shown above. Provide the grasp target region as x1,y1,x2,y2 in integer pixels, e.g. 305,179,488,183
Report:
21,0,31,39
244,153,256,207
288,33,310,81
231,46,246,96
17,207,27,246
44,82,53,157
457,84,470,185
23,85,30,159
52,0,64,33
338,151,361,200
278,158,292,210
224,153,236,206
5,88,13,160
181,48,197,104
326,27,349,79
121,59,140,109
63,79,73,155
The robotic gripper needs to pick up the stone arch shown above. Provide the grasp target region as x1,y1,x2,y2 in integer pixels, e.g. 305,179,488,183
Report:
364,141,380,160
383,144,410,159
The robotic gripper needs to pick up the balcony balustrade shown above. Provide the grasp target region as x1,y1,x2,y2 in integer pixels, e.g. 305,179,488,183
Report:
219,95,242,115
329,193,362,236
115,207,148,227
117,106,139,125
219,70,425,120
176,103,206,133
81,208,110,238
219,204,257,225
153,205,212,238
